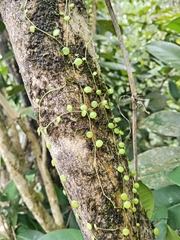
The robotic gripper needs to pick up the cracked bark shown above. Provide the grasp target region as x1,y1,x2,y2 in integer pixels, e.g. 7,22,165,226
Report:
0,0,155,239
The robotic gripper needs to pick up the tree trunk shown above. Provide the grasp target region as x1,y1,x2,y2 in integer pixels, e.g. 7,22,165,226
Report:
0,0,155,239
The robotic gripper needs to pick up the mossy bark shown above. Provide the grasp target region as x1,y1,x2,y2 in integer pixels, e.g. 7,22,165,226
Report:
0,0,155,239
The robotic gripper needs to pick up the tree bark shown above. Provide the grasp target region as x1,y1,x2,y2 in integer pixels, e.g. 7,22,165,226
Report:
0,0,155,239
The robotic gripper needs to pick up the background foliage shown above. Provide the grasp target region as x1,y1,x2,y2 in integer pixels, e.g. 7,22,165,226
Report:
1,0,180,239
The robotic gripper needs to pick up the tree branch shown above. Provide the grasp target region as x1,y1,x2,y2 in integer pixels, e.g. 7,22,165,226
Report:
0,114,59,232
105,0,138,181
0,93,64,229
41,136,64,227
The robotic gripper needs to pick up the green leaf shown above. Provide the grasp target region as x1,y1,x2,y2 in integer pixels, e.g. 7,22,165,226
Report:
146,41,180,70
138,181,154,219
0,21,5,32
19,107,36,120
10,208,18,227
3,180,19,201
155,219,168,240
54,184,69,206
165,17,180,33
141,110,180,137
17,229,44,240
164,225,180,240
0,73,7,89
0,50,14,62
17,215,41,231
69,213,80,229
146,91,166,112
168,166,180,186
7,84,25,96
1,66,8,76
153,185,180,208
168,80,180,101
25,169,35,182
100,61,135,72
168,203,180,230
100,61,126,71
131,146,180,189
151,206,168,222
97,20,120,35
39,229,84,240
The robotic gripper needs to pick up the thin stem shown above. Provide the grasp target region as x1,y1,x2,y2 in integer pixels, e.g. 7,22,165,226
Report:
91,0,97,36
105,0,138,181
158,68,175,90
104,0,136,96
132,102,138,181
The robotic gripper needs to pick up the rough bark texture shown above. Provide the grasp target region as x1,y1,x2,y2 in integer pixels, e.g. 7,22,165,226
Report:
0,0,155,239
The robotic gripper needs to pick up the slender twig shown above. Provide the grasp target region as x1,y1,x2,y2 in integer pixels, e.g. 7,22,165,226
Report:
158,68,175,90
105,0,138,181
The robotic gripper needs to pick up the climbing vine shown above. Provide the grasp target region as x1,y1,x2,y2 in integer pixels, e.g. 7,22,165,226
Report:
19,0,156,239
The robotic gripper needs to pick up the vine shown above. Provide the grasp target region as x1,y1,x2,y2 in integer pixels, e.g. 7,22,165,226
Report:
21,1,145,239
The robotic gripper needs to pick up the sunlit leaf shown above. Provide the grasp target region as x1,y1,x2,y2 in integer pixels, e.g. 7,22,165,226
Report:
146,41,180,70
165,17,180,33
164,225,180,240
138,181,154,219
141,110,180,137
